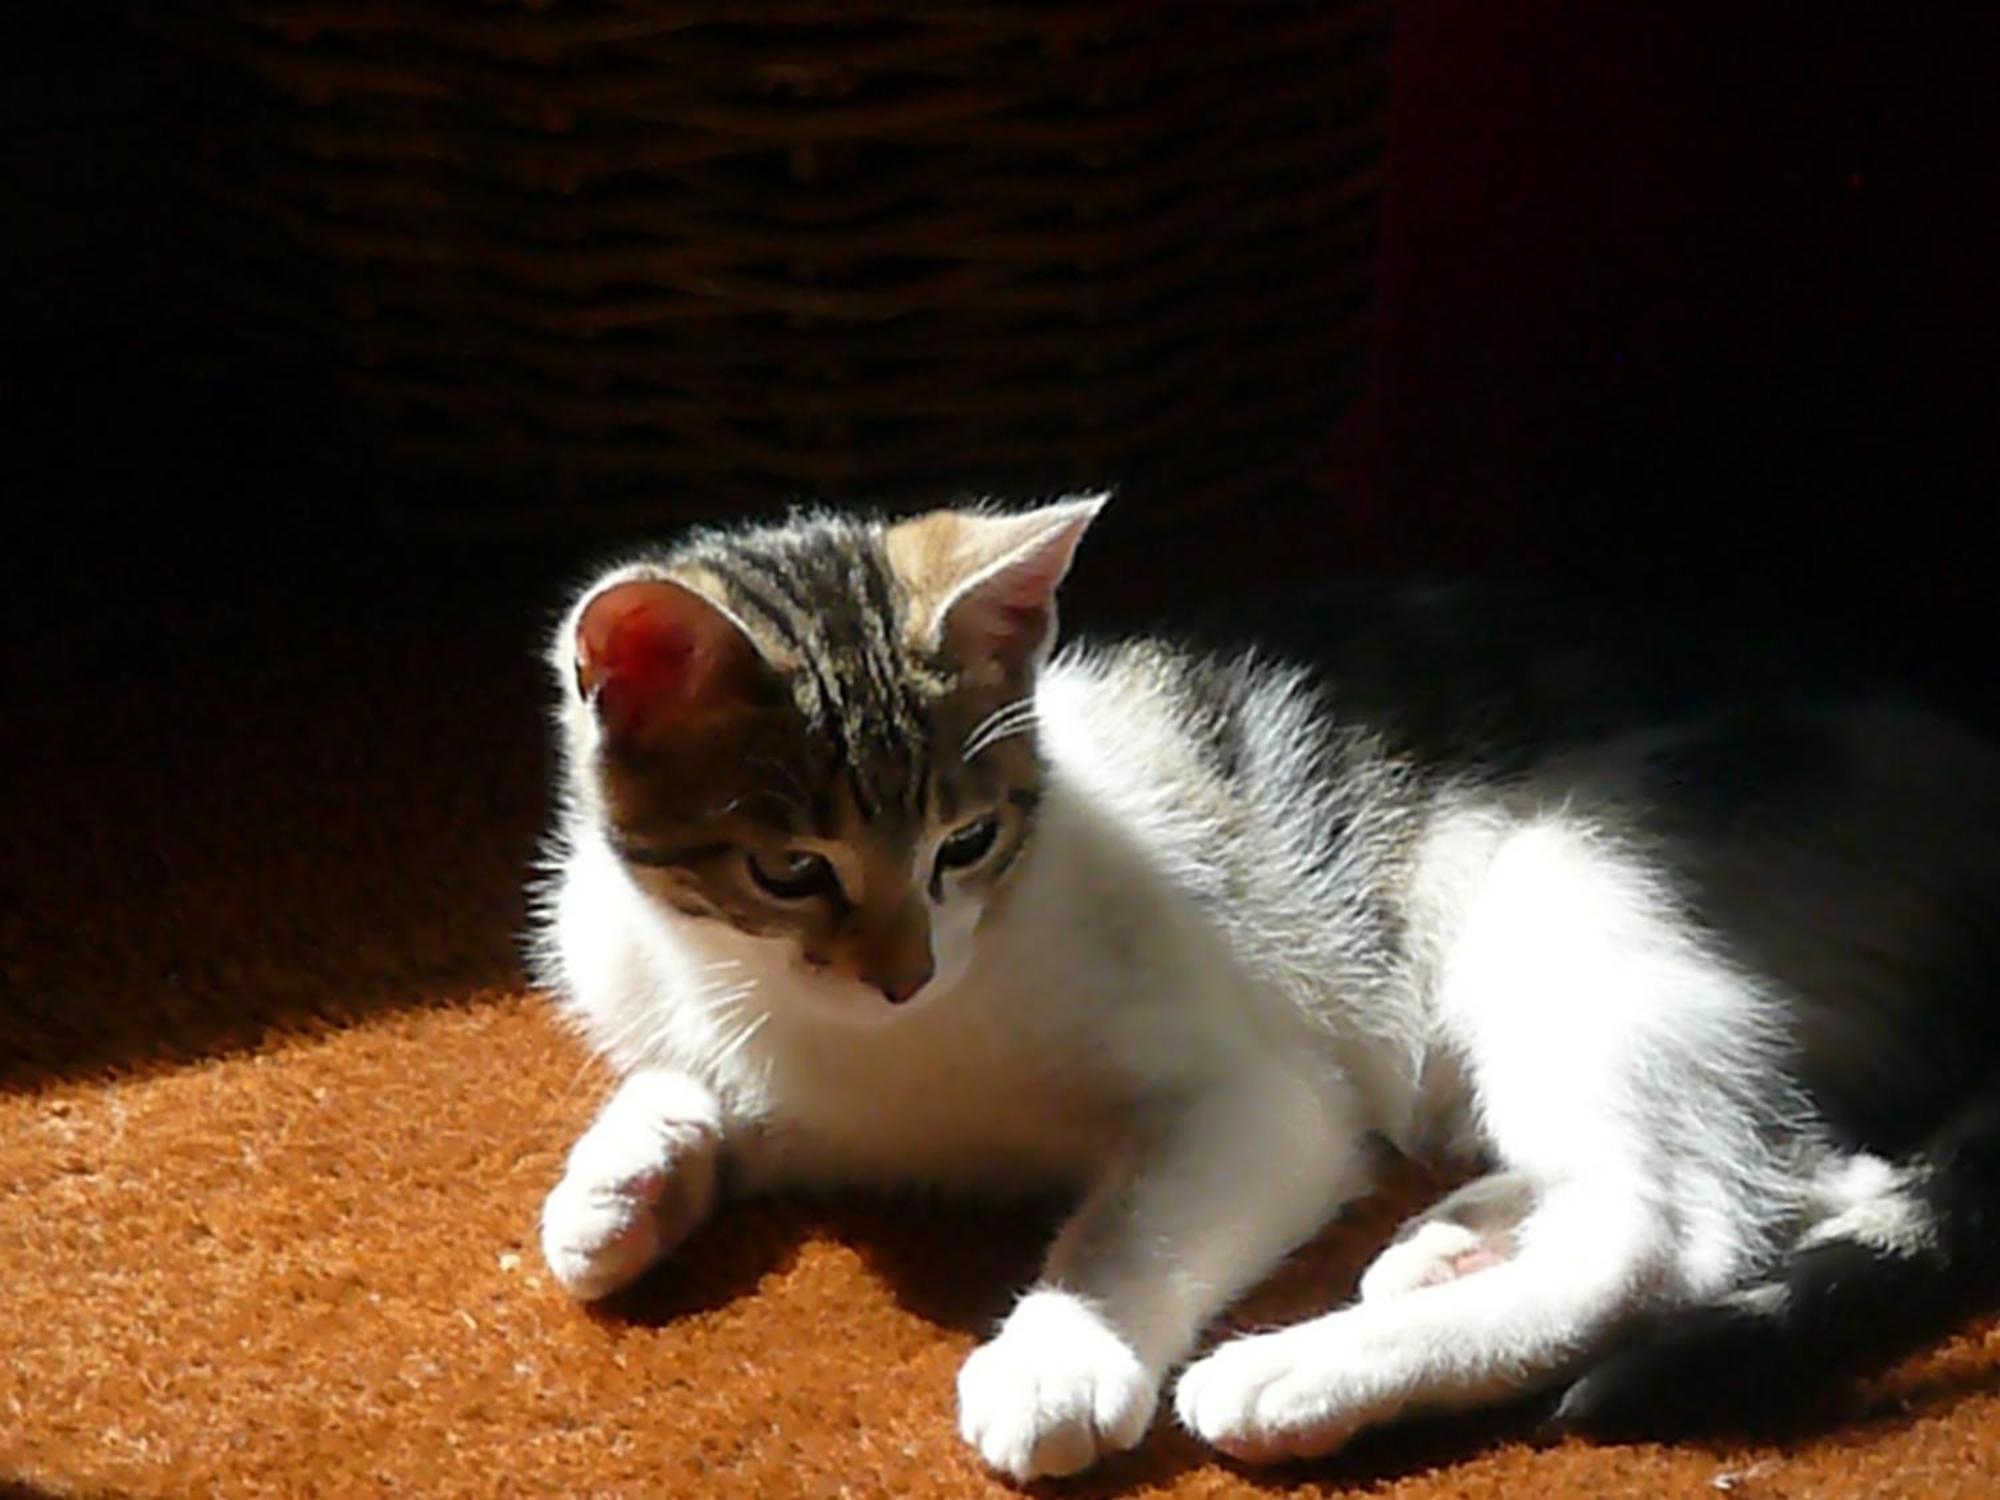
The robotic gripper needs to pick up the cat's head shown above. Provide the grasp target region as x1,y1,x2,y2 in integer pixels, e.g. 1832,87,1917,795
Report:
555,497,1104,1019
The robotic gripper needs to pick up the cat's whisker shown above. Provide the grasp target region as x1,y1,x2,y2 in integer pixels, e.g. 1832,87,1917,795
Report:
964,697,1031,744
712,1010,772,1070
962,698,1036,760
681,979,758,1023
964,703,1039,762
587,965,756,1056
990,707,1039,741
966,715,1039,762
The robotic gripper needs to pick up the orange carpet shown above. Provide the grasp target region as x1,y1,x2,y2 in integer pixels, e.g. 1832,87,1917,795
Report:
5,546,1998,1500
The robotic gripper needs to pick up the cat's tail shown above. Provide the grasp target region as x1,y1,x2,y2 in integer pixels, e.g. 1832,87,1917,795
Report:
1555,1089,2000,1437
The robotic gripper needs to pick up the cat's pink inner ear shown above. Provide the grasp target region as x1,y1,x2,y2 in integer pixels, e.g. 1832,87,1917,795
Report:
574,579,744,743
940,501,1102,671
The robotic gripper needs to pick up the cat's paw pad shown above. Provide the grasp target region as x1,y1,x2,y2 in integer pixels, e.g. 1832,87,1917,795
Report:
957,1290,1157,1480
1176,1323,1390,1464
539,1117,717,1302
1359,1219,1507,1301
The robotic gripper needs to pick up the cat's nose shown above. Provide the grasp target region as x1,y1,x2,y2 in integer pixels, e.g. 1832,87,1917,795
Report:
874,958,934,1005
853,901,935,1004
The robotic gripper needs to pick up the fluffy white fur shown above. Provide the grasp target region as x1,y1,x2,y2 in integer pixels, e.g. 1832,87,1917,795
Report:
533,515,1978,1480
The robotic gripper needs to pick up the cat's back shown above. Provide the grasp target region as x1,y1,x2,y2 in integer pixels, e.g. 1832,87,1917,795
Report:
1042,585,2000,1069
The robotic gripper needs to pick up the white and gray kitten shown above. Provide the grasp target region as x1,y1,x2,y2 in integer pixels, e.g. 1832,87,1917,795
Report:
532,497,2000,1479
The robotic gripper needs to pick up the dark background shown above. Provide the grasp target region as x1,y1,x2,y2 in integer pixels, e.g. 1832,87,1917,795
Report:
6,1,1996,682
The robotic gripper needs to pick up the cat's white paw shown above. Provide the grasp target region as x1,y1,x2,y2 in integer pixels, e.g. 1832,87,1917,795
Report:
1175,1319,1393,1464
540,1097,719,1303
1358,1219,1494,1301
957,1290,1158,1480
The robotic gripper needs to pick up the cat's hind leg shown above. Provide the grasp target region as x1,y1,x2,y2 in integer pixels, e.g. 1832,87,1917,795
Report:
540,1068,724,1301
1179,816,1791,1461
1555,1150,1963,1435
1177,1175,1676,1460
1356,1170,1534,1302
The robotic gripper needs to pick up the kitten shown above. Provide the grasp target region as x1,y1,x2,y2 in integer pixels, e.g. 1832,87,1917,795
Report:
532,497,2000,1479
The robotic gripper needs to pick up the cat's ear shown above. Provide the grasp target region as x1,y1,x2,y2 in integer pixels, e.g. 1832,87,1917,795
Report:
888,494,1105,674
569,575,762,747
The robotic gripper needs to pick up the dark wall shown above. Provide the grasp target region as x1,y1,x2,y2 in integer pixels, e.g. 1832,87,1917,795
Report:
5,4,342,556
1333,0,1997,605
8,3,1996,624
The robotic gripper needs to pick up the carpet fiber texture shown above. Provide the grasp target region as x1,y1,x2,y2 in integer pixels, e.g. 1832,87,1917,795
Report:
5,550,1998,1499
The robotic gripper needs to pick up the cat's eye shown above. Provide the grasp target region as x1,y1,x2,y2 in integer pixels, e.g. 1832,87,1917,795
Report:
745,847,839,902
934,815,1000,876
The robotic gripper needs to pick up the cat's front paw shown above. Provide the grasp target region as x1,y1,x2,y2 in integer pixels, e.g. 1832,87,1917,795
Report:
539,1096,719,1302
1175,1320,1393,1464
957,1289,1158,1481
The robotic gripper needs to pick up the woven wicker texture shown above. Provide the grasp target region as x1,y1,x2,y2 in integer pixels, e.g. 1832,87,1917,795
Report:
155,1,1387,529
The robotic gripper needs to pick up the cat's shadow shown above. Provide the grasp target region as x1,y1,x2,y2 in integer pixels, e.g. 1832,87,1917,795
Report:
590,1187,1061,1335
587,1175,2000,1496
589,1162,1570,1492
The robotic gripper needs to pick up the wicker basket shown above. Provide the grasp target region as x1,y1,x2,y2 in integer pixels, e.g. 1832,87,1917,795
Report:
154,1,1388,533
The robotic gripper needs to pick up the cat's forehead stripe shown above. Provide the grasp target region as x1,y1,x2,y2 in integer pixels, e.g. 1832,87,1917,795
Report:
711,563,806,656
695,519,943,829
